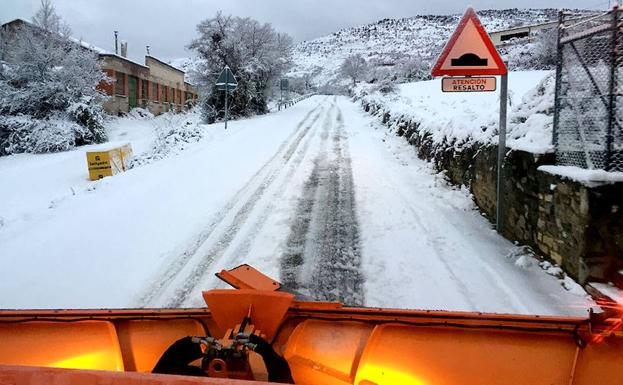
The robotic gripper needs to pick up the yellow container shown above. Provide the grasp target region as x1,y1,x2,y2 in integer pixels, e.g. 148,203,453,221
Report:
86,143,133,181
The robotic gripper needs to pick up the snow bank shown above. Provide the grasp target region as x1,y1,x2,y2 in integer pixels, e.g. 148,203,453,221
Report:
358,70,555,154
130,109,207,167
0,109,207,237
538,165,623,186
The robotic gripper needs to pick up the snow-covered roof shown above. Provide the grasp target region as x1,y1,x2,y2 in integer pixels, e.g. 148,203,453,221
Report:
68,36,110,55
99,53,149,69
2,18,31,27
2,18,169,71
146,55,184,74
3,18,110,55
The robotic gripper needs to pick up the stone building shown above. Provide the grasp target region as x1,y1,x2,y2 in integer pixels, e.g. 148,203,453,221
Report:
1,18,197,116
489,20,558,46
99,54,198,115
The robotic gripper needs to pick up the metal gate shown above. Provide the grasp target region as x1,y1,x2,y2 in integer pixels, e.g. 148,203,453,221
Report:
553,8,623,172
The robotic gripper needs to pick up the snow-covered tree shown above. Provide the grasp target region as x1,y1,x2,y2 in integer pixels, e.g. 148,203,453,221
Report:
189,12,293,122
340,54,368,86
533,27,558,69
0,0,108,155
397,55,432,82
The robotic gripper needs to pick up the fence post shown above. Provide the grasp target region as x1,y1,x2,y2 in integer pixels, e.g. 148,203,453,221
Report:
605,6,619,171
552,10,565,150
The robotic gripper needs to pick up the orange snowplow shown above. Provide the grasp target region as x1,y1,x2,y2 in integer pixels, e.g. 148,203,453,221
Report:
0,265,621,385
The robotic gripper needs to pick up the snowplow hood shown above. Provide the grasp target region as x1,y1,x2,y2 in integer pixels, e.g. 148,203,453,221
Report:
0,264,621,385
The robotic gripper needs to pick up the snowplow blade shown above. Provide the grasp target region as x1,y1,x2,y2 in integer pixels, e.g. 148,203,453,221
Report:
0,265,621,385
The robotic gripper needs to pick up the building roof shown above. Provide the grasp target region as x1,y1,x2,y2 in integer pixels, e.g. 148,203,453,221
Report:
2,18,183,74
490,20,559,35
2,18,29,27
145,55,185,74
99,53,150,69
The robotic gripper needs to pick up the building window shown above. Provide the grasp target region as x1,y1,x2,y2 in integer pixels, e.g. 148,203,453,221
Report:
178,90,182,104
153,83,159,102
141,79,148,100
164,86,168,103
115,72,126,96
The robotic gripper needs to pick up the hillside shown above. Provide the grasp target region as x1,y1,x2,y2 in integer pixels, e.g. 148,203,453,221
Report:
290,8,562,88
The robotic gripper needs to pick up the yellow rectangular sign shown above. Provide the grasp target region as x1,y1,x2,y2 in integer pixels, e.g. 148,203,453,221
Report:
441,76,496,92
86,143,133,181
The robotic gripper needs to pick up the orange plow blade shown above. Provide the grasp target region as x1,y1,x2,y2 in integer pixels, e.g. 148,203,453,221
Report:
0,264,621,385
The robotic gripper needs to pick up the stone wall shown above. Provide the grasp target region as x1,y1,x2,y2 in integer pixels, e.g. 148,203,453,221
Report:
362,100,623,285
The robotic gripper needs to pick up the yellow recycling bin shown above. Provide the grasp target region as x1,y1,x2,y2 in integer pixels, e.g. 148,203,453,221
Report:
86,143,133,181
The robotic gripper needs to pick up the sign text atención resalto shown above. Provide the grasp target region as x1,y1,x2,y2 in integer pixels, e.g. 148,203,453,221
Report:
441,77,496,92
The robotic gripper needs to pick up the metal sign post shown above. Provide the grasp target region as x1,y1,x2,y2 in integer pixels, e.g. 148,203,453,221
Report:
496,70,508,232
224,87,229,130
280,78,289,110
216,65,238,129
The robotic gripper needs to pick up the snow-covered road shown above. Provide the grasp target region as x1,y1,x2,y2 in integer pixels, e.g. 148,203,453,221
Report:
0,96,591,315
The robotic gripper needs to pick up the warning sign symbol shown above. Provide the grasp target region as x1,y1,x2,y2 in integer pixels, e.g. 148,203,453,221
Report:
432,7,507,77
451,53,487,67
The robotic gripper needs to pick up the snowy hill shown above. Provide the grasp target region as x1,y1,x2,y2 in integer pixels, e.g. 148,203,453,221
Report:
171,9,595,91
290,9,562,88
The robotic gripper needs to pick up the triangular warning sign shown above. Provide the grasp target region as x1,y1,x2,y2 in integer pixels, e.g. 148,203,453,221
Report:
432,8,507,77
216,65,238,89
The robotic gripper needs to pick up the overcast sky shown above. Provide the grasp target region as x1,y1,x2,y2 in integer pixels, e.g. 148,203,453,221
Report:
1,0,606,62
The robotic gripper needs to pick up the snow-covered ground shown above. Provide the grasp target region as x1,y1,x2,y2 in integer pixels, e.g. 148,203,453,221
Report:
358,70,556,153
0,96,592,316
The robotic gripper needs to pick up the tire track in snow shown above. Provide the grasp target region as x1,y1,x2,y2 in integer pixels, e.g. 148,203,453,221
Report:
163,100,331,308
280,104,335,292
134,97,328,307
175,103,338,306
281,102,364,306
227,102,338,259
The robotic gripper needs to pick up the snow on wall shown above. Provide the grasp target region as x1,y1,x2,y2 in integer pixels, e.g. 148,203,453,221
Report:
358,70,554,154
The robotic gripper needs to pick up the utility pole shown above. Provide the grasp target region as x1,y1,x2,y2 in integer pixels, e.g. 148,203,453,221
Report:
114,31,118,55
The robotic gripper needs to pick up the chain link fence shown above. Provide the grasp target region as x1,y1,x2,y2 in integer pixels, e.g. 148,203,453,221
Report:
553,8,623,172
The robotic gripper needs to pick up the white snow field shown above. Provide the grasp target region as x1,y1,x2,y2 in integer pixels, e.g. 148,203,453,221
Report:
0,95,592,315
359,70,557,153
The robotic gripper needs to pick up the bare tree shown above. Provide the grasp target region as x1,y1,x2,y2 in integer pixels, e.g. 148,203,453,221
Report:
32,0,62,33
340,54,368,86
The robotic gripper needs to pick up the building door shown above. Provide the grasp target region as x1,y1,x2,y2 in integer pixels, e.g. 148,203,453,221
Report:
128,76,138,108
